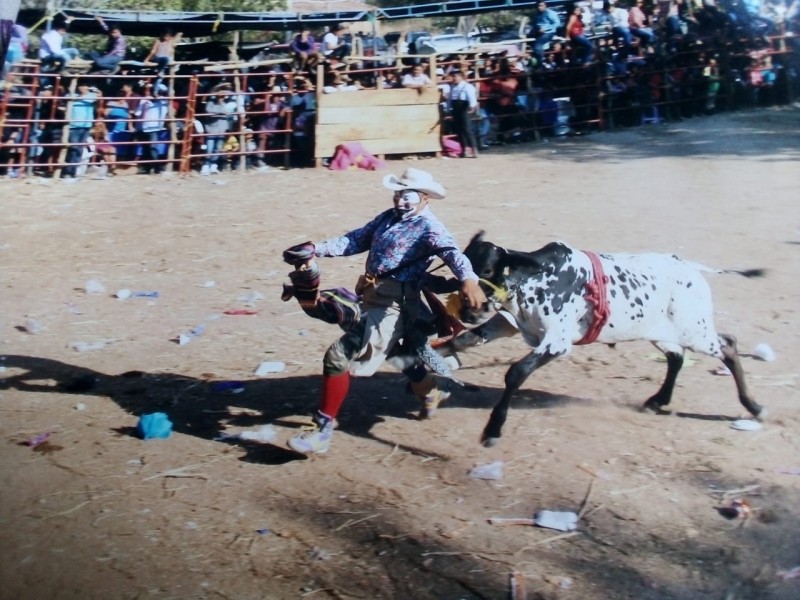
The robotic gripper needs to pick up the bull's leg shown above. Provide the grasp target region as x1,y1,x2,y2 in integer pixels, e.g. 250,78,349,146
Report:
482,348,563,447
719,334,764,418
643,342,684,414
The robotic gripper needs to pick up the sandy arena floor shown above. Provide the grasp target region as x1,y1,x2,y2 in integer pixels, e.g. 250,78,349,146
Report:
1,107,799,600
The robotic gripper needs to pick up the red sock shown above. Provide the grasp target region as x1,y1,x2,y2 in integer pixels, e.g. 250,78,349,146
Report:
319,372,350,419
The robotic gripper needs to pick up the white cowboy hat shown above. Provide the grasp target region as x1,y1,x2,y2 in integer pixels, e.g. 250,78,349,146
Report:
382,168,446,199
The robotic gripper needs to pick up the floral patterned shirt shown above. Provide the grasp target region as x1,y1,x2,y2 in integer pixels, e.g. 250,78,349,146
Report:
315,207,477,287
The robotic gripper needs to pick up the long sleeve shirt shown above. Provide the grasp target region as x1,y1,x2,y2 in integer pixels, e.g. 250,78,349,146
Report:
315,207,478,287
534,9,561,35
100,22,127,58
449,80,478,109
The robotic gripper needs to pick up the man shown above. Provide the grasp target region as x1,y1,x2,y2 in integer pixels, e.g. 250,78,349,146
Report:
61,80,98,180
322,24,351,62
448,70,480,158
284,168,487,455
531,1,561,67
88,15,126,72
401,63,432,89
39,18,79,71
604,1,633,55
133,82,169,174
290,27,319,72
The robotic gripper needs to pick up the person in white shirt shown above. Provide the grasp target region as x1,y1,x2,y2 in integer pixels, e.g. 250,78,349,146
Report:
322,24,351,61
448,70,479,158
401,64,432,90
603,1,632,53
39,20,79,71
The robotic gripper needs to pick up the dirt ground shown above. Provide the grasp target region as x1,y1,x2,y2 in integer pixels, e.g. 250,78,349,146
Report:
1,107,799,600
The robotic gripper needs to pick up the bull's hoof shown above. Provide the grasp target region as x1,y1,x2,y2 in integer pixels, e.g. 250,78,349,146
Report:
481,436,500,448
642,400,672,415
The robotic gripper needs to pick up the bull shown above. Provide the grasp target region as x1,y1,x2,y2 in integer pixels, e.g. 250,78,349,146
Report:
456,232,765,447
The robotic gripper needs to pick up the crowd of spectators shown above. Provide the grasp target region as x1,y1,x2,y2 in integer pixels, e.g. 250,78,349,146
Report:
1,0,797,179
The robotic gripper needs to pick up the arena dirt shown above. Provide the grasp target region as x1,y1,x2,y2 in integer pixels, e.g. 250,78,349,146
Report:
1,108,799,600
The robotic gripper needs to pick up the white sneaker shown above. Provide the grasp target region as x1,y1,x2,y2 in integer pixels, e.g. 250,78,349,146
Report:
200,165,210,176
209,164,219,174
288,424,333,455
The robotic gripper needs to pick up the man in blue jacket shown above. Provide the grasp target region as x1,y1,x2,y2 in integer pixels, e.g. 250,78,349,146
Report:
532,1,562,67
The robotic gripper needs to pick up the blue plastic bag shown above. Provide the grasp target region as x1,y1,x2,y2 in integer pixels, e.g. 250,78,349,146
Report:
136,412,173,439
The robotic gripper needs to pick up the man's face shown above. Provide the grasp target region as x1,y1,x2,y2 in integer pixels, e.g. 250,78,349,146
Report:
538,3,546,12
413,66,424,77
393,189,428,220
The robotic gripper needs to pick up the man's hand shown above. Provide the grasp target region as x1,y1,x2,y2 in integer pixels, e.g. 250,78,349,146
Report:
460,278,487,310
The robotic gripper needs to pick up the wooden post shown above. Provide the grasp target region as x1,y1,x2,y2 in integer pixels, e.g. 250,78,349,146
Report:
315,63,324,168
165,64,178,173
233,69,247,172
179,75,198,175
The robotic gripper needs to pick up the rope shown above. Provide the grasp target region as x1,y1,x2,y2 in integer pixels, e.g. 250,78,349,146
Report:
479,277,509,302
576,251,610,345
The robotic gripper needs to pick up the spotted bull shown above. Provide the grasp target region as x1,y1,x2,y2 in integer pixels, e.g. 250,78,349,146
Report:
458,232,765,447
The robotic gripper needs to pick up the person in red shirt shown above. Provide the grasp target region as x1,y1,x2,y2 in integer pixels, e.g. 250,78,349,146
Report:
565,6,595,65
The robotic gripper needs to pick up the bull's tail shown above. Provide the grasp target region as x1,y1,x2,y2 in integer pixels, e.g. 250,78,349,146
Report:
683,261,766,279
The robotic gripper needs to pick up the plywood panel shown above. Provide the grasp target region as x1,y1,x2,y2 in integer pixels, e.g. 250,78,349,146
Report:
314,86,442,160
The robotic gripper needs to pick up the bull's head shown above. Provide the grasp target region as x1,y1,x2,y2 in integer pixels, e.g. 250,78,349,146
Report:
461,231,508,324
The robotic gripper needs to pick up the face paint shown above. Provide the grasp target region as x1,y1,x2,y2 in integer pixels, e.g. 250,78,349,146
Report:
393,189,424,220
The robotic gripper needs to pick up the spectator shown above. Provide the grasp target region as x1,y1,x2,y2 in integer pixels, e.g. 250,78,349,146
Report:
144,29,182,76
322,70,361,93
703,56,721,112
401,63,432,89
288,77,317,166
32,84,64,176
532,1,562,67
88,119,117,176
322,24,351,63
200,82,237,175
5,23,28,72
62,81,98,180
448,70,480,158
290,27,320,72
251,87,288,169
665,0,698,37
88,16,126,73
566,5,596,65
629,0,657,49
38,18,79,72
133,82,169,174
605,1,634,54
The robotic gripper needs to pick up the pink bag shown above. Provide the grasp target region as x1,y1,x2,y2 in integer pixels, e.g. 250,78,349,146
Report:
441,137,462,158
329,142,386,171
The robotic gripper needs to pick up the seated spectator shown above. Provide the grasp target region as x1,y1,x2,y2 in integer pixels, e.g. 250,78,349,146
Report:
665,0,698,37
88,16,126,73
566,5,596,65
39,18,79,72
402,64,432,89
291,28,320,73
321,24,351,63
629,0,657,49
250,87,288,169
145,29,182,76
531,1,562,67
604,1,633,54
381,70,402,88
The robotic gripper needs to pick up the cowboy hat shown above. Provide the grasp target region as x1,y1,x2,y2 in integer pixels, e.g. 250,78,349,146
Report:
382,168,446,199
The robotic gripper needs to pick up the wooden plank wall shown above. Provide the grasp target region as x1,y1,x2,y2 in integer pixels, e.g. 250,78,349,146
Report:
314,86,442,161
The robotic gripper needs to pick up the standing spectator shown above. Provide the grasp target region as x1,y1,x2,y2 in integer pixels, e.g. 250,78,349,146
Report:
5,23,28,70
144,29,182,76
200,82,237,175
62,81,98,180
38,18,79,72
290,27,320,73
629,0,657,49
322,24,351,63
88,16,126,73
566,5,596,65
532,1,562,67
448,70,480,158
283,168,486,455
703,56,721,112
133,82,169,174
